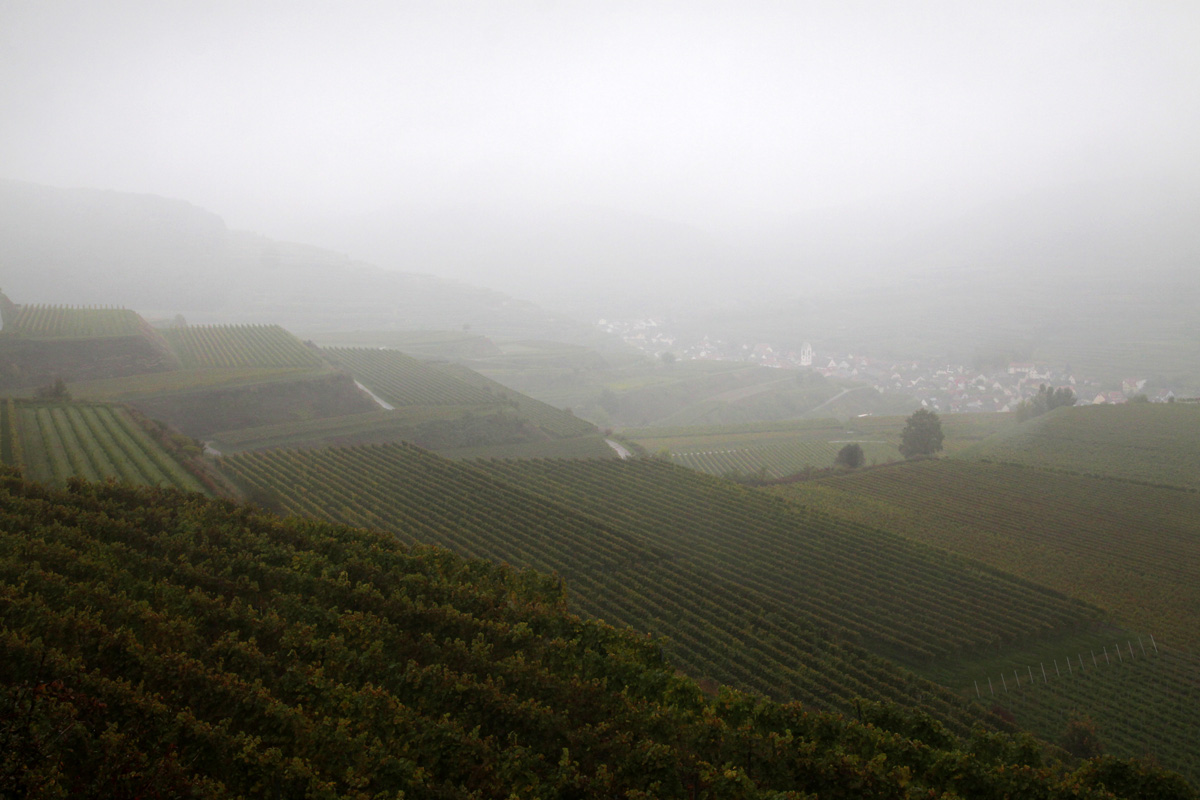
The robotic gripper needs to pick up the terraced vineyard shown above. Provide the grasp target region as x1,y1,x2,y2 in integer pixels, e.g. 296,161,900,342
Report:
669,439,896,477
3,472,1175,799
325,347,596,438
430,362,597,437
1,303,143,338
210,408,470,452
162,324,324,369
8,401,207,493
845,411,1015,455
769,459,1200,782
625,413,1010,478
959,403,1200,488
322,347,498,406
926,630,1200,783
220,444,1104,736
777,459,1200,651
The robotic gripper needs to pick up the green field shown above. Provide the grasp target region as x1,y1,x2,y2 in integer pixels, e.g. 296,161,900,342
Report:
623,413,1011,478
0,303,144,339
959,403,1200,488
7,400,207,493
162,324,324,369
220,444,1107,737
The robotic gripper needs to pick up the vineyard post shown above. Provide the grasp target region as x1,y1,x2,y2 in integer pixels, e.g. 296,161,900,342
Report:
1028,666,1034,685
1138,637,1147,656
1001,673,1007,693
1055,659,1062,677
1127,641,1134,660
975,680,980,699
1114,644,1122,663
1103,646,1110,666
988,677,994,696
1079,654,1086,671
1150,634,1158,655
1014,669,1021,693
1091,651,1098,668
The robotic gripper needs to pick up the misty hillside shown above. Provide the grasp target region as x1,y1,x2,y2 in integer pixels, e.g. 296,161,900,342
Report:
0,180,613,346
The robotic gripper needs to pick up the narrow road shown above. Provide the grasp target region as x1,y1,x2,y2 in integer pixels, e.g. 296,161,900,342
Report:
807,385,871,415
605,439,632,459
355,380,396,411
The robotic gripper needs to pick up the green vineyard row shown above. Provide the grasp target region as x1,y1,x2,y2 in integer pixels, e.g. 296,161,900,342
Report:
3,473,1176,798
6,400,207,493
219,444,1103,737
162,324,324,369
322,347,499,406
1,303,143,339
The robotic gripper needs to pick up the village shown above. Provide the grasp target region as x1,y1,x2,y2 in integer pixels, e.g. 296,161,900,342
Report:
599,317,1178,414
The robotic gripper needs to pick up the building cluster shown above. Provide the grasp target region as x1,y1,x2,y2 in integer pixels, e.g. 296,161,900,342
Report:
599,318,1178,414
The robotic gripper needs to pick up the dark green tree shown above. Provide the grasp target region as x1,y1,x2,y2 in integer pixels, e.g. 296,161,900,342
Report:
1015,384,1076,422
34,378,70,401
899,408,943,458
835,443,865,469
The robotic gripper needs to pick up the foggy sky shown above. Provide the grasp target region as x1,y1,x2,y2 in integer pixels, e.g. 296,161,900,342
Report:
2,1,1199,299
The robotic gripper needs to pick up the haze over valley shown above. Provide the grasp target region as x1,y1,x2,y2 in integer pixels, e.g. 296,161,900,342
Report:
2,2,1200,796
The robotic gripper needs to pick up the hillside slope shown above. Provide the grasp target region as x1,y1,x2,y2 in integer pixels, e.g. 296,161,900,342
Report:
2,470,1192,798
959,403,1200,488
219,444,1110,738
770,458,1200,781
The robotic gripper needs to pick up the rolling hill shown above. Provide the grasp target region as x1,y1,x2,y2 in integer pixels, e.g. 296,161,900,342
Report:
769,454,1200,781
4,470,1185,798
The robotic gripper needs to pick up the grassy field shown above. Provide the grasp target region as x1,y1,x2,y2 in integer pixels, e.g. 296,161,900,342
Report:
624,412,1011,478
958,403,1200,488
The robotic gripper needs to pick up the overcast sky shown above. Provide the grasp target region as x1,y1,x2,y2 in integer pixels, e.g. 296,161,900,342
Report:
2,1,1198,296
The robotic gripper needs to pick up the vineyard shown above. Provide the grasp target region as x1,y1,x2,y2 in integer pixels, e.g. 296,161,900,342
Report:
0,303,144,339
769,459,1200,781
162,324,325,369
959,403,1200,488
5,400,207,493
2,474,1177,798
322,347,499,406
429,361,597,437
624,413,1010,478
669,439,896,477
219,444,1106,737
778,459,1200,651
209,408,466,451
927,630,1200,783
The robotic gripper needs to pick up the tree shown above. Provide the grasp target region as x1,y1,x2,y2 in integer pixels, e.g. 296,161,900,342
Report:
1014,384,1076,422
34,378,70,401
834,443,865,469
899,408,943,459
1061,714,1103,759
